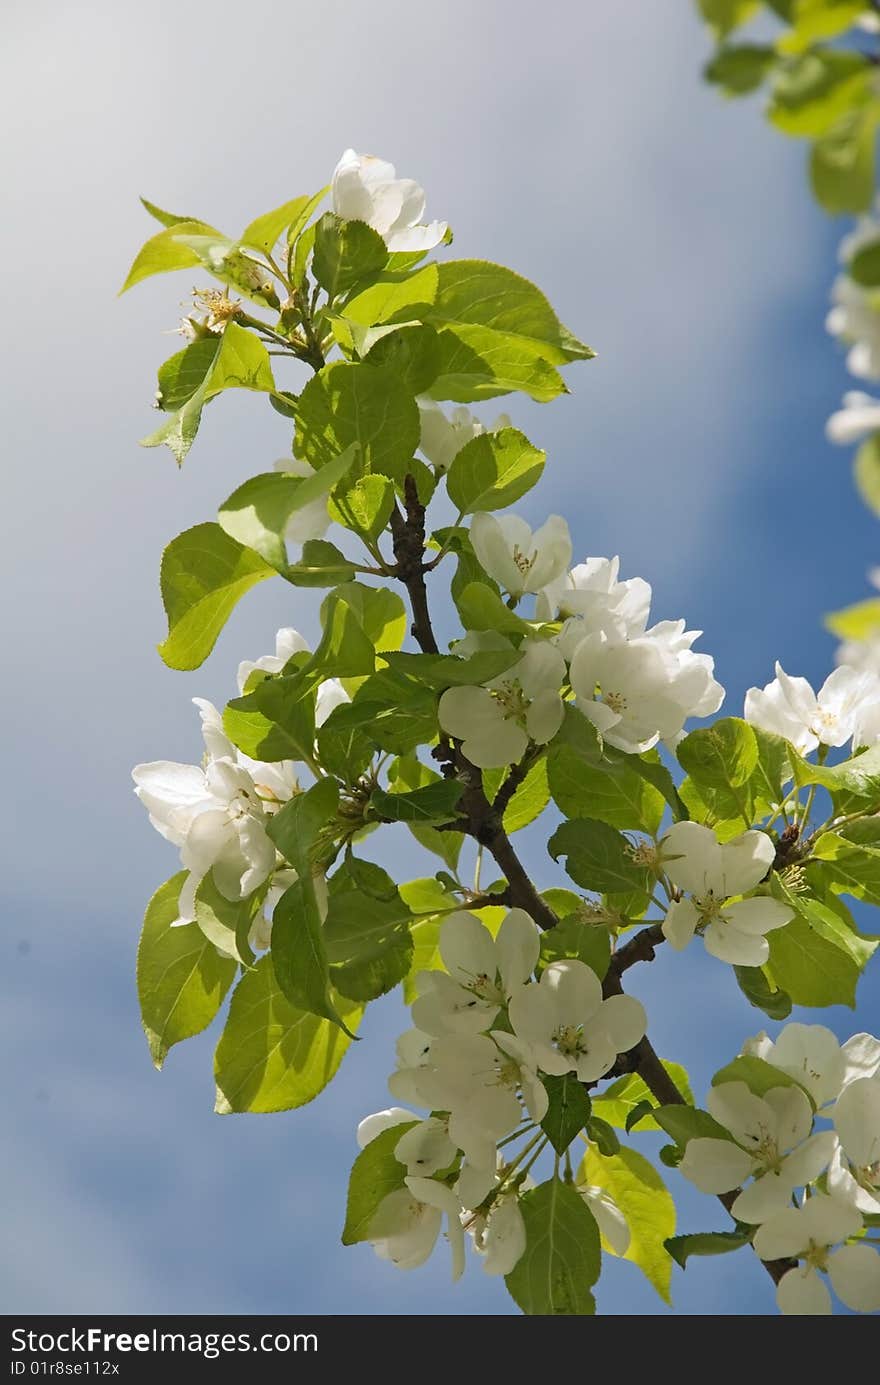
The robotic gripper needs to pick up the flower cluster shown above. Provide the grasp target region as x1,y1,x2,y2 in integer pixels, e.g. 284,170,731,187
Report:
679,1023,880,1315
436,511,723,763
132,627,345,950
358,909,646,1279
744,660,880,754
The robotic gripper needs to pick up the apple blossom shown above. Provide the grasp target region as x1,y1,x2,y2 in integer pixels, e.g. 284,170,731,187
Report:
753,1194,879,1316
236,626,349,728
438,637,566,768
739,1023,880,1108
659,821,791,967
577,1184,631,1257
826,391,880,446
356,1107,414,1150
508,959,647,1083
366,1177,465,1277
410,909,541,1037
744,661,880,754
470,512,572,600
271,457,332,544
394,1117,459,1176
829,1077,880,1215
569,628,723,755
331,148,448,253
679,1081,836,1223
417,400,511,473
467,1192,527,1276
387,1029,436,1107
827,275,880,381
536,555,652,658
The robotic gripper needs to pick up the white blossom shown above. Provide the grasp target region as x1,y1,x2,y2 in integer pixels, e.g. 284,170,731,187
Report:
331,148,448,253
387,1029,436,1107
467,1192,527,1276
438,637,566,768
679,1081,836,1223
470,512,572,599
827,274,880,381
356,1107,414,1149
826,391,880,446
753,1194,878,1316
367,1177,464,1278
744,661,880,754
272,457,331,544
537,556,652,659
829,1076,880,1216
417,401,511,473
578,1184,631,1256
569,626,723,755
508,958,646,1083
741,1023,880,1108
394,1118,458,1176
411,909,541,1037
660,821,791,967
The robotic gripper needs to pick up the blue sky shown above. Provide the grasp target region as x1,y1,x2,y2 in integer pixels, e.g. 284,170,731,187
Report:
3,1,879,1316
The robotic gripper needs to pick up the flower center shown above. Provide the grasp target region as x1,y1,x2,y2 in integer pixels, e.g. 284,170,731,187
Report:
490,681,530,724
856,1159,880,1193
511,545,537,577
468,970,504,1004
810,709,839,739
803,1240,830,1273
554,1023,587,1060
693,889,727,923
603,689,628,714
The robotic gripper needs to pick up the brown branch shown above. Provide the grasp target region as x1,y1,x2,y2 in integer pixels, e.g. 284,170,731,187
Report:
493,751,540,818
607,923,665,979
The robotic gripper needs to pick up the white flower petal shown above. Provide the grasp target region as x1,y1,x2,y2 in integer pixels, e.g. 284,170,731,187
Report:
777,1266,832,1316
679,1137,755,1194
828,1244,880,1313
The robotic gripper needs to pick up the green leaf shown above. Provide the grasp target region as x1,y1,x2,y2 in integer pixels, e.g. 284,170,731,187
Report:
504,1178,600,1316
323,672,438,756
381,647,521,688
218,446,358,568
652,1106,736,1147
825,597,880,642
539,914,611,980
484,758,551,833
324,876,415,1002
344,264,439,328
794,745,880,799
363,323,441,394
285,187,329,248
120,218,219,292
455,580,535,637
158,522,274,670
711,1055,807,1099
769,51,869,138
313,213,389,298
591,1063,694,1133
854,432,880,516
137,872,237,1069
810,105,879,215
286,539,357,587
446,428,545,514
587,1116,621,1157
371,781,464,824
665,1229,752,1270
427,260,594,365
214,956,361,1113
167,234,279,307
139,195,198,228
341,1121,415,1245
548,819,651,897
766,900,866,1008
705,44,776,97
548,742,664,835
328,474,395,542
426,324,568,404
155,339,219,411
241,192,325,255
734,964,793,1020
294,361,420,483
224,661,316,764
779,0,866,53
141,322,275,464
580,1144,676,1303
329,581,407,654
812,832,880,907
541,1074,592,1155
193,871,262,968
696,0,759,38
848,239,880,288
267,780,355,1033
316,719,373,782
677,717,757,789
